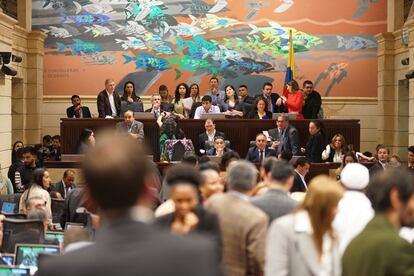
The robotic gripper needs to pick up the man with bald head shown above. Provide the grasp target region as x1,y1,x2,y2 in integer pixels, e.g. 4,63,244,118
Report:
97,78,121,118
116,110,144,141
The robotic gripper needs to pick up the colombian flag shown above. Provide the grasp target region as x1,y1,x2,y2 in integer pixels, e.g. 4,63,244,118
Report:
283,30,295,95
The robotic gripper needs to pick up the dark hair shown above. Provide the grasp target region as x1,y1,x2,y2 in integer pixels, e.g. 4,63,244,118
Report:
367,168,414,212
224,85,239,102
262,82,273,89
22,146,36,156
43,135,52,143
303,80,313,87
253,96,268,111
33,168,47,188
165,164,201,188
15,148,24,160
198,155,211,164
71,95,80,101
181,152,198,165
174,83,190,103
310,120,326,141
159,84,168,91
201,95,212,103
189,83,200,98
295,157,311,168
79,128,94,144
287,80,299,91
210,76,218,83
342,152,357,167
63,169,75,179
409,145,414,154
122,81,139,102
199,161,220,173
160,118,177,139
52,135,61,142
262,157,278,174
82,133,151,211
376,144,389,154
270,160,294,183
13,140,23,151
239,85,248,89
221,151,240,168
255,133,266,139
279,149,293,162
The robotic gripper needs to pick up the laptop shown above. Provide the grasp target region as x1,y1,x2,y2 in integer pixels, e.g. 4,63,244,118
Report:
0,253,15,266
1,202,16,214
14,244,60,275
0,266,30,276
45,232,64,244
272,113,298,120
133,112,155,120
200,113,225,120
65,222,84,230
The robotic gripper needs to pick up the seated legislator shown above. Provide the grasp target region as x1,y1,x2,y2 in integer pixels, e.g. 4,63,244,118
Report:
322,133,346,163
222,85,245,119
206,136,232,157
254,82,286,114
194,95,221,119
145,94,169,119
97,78,121,118
116,110,144,141
278,80,304,119
238,85,255,104
199,118,225,153
246,96,272,119
66,95,92,118
268,115,300,156
246,133,277,163
301,80,322,119
159,84,174,112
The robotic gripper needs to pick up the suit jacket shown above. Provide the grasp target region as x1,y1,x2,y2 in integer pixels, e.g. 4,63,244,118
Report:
60,187,86,228
241,95,255,105
144,103,173,114
369,162,385,176
266,210,341,276
38,219,222,276
246,110,272,119
291,171,307,193
52,180,77,199
301,90,321,119
268,125,300,155
254,93,287,113
199,131,225,151
97,90,121,118
342,214,414,276
116,120,144,141
206,193,268,276
66,106,92,118
251,189,299,223
245,146,277,163
305,131,325,163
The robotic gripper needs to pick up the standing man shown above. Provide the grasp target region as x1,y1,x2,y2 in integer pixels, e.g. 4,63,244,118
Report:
238,85,255,104
206,161,268,276
245,133,277,164
116,110,144,141
194,96,220,119
97,79,121,118
369,144,389,176
53,170,77,199
206,77,225,109
291,157,310,192
301,80,322,119
255,82,286,113
66,95,92,118
15,147,39,192
268,115,300,156
342,169,414,276
408,145,414,171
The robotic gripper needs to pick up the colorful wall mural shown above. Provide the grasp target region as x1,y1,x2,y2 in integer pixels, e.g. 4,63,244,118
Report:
32,0,386,97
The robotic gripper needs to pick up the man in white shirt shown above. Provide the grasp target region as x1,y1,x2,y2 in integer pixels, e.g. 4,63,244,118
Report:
97,78,121,118
194,95,220,119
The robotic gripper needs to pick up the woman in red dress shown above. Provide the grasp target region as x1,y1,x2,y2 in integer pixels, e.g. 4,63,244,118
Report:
279,80,304,119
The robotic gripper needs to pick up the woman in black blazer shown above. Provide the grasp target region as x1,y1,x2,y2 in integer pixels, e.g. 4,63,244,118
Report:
246,96,272,119
302,120,326,163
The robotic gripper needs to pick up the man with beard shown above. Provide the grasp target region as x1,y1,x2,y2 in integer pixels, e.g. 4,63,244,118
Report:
14,147,39,192
342,169,414,276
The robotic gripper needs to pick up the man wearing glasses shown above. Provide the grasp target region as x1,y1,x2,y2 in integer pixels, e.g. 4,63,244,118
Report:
301,80,322,119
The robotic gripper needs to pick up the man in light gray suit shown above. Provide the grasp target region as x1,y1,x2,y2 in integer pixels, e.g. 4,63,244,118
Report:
251,159,299,224
116,110,144,141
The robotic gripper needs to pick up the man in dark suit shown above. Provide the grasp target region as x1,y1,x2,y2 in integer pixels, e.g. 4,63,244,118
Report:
53,170,77,199
251,160,299,223
116,110,144,141
254,82,286,113
97,79,121,118
291,157,310,192
238,85,255,104
245,133,277,163
38,133,221,276
66,95,92,118
369,144,389,176
301,80,322,119
198,118,225,153
144,94,172,118
343,169,414,276
268,115,300,156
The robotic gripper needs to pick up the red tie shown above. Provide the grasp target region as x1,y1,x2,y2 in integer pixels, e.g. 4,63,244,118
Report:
266,97,271,112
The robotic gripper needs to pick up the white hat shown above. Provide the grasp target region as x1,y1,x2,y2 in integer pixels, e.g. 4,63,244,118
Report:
340,163,369,190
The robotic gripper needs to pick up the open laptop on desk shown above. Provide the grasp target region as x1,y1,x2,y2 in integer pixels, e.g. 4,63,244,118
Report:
200,113,225,120
14,244,60,275
1,202,17,214
134,112,155,120
45,232,64,244
0,253,15,266
0,266,29,276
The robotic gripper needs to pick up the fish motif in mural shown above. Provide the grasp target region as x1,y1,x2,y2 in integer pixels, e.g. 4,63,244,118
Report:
116,21,147,35
336,35,376,51
80,53,117,64
41,26,72,38
176,36,219,58
170,55,211,71
202,45,242,61
189,14,241,31
122,52,171,71
115,37,147,50
124,0,164,21
56,39,104,55
164,22,205,37
74,1,114,14
314,62,348,97
209,0,228,13
233,57,274,74
84,25,114,37
180,0,228,16
273,0,294,13
60,11,111,26
140,33,174,54
245,0,269,20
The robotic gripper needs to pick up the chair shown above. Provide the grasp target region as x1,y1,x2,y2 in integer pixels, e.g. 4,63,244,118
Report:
163,139,195,162
120,101,143,115
171,141,186,161
51,198,65,224
1,218,45,253
2,213,27,219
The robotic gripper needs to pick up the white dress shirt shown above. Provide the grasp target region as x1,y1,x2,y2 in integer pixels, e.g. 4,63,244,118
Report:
106,91,117,117
194,105,221,119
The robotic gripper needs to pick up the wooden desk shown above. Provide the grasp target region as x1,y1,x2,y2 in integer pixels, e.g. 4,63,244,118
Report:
61,119,360,161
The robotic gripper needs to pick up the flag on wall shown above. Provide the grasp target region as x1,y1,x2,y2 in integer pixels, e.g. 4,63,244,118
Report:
284,29,295,85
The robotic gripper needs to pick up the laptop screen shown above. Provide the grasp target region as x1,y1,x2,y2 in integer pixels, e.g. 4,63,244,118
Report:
0,254,14,266
14,244,60,274
0,266,30,276
1,202,16,214
45,232,64,244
